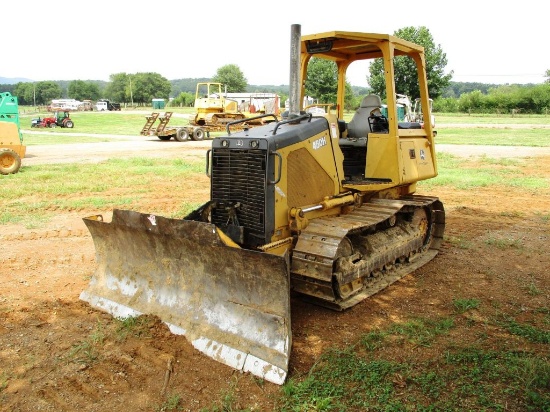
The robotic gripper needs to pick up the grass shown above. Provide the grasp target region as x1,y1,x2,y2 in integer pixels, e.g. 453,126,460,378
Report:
16,110,550,146
278,310,550,411
115,316,153,341
485,235,523,249
21,111,157,137
420,152,550,191
436,112,550,125
0,157,205,227
453,298,481,313
18,108,201,143
7,149,547,229
66,321,106,365
445,235,473,249
436,127,550,146
156,394,184,411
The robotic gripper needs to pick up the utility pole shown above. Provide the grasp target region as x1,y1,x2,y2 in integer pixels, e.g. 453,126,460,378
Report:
129,77,134,106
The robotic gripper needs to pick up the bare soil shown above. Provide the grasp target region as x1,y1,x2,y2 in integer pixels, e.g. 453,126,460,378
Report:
1,138,549,411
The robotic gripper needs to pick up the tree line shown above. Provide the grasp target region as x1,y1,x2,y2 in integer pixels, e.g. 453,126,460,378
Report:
434,83,550,114
3,75,549,115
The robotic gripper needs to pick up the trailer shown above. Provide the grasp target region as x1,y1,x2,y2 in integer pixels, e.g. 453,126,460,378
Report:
140,112,210,141
141,111,280,142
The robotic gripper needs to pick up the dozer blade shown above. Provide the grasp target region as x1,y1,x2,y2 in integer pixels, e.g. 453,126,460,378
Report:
82,209,291,385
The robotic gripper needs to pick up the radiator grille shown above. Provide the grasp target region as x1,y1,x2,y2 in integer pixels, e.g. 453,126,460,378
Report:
211,149,267,240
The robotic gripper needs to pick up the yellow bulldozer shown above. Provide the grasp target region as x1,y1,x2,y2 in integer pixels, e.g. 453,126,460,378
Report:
0,92,26,175
193,82,280,128
81,25,445,385
193,82,245,126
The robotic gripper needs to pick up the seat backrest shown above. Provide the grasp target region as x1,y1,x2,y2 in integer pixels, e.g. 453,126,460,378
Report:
347,94,382,138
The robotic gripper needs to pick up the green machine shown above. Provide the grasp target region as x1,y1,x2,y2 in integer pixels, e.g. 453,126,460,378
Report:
0,92,26,174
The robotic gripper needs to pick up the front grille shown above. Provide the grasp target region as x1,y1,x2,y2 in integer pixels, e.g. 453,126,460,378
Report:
211,149,267,243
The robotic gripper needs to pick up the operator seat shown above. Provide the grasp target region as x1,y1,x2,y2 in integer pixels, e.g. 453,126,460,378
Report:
347,94,383,138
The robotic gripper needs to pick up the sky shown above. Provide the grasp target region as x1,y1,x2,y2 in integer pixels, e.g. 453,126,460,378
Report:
4,0,548,87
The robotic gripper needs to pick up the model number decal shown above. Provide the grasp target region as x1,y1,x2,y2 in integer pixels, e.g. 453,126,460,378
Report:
312,136,327,150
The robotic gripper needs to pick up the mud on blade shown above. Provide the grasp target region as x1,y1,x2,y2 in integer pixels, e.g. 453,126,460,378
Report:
82,209,291,385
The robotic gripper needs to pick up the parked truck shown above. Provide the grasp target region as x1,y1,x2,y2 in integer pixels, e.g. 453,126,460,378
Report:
0,92,26,174
96,99,121,111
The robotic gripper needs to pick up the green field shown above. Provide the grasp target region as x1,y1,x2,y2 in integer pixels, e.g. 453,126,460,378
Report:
18,109,550,146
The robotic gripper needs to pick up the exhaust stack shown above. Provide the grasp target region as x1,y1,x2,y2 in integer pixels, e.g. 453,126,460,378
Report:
288,24,301,117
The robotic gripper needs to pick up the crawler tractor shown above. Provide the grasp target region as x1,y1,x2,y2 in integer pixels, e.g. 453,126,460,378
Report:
193,82,245,126
81,25,445,384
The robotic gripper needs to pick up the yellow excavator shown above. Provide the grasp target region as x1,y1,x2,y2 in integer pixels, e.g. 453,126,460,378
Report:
81,25,445,385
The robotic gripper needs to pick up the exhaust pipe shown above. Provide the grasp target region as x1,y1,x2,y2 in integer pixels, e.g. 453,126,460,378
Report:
288,24,301,118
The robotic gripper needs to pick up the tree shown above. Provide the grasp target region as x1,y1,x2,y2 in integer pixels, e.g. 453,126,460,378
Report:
212,64,247,92
104,72,171,104
545,69,550,84
131,72,171,104
169,92,195,107
171,78,210,97
368,26,452,99
13,82,35,105
305,58,355,109
68,80,100,101
105,73,129,103
14,81,62,105
305,58,337,104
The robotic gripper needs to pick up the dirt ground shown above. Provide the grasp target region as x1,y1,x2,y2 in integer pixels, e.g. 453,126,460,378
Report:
1,139,549,411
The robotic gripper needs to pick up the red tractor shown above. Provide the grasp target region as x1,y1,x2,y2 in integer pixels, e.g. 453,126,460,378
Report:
31,111,74,128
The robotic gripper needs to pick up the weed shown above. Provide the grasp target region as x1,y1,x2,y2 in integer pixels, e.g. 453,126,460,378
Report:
361,330,387,351
453,298,481,313
90,321,106,344
0,372,9,392
389,317,454,347
200,376,255,412
525,281,542,296
503,319,550,344
67,339,99,364
535,211,550,222
115,316,151,341
65,321,105,365
485,236,523,249
499,210,523,218
445,235,473,249
156,393,183,411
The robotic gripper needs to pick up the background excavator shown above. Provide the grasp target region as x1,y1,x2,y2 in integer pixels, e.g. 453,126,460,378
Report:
81,25,445,385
